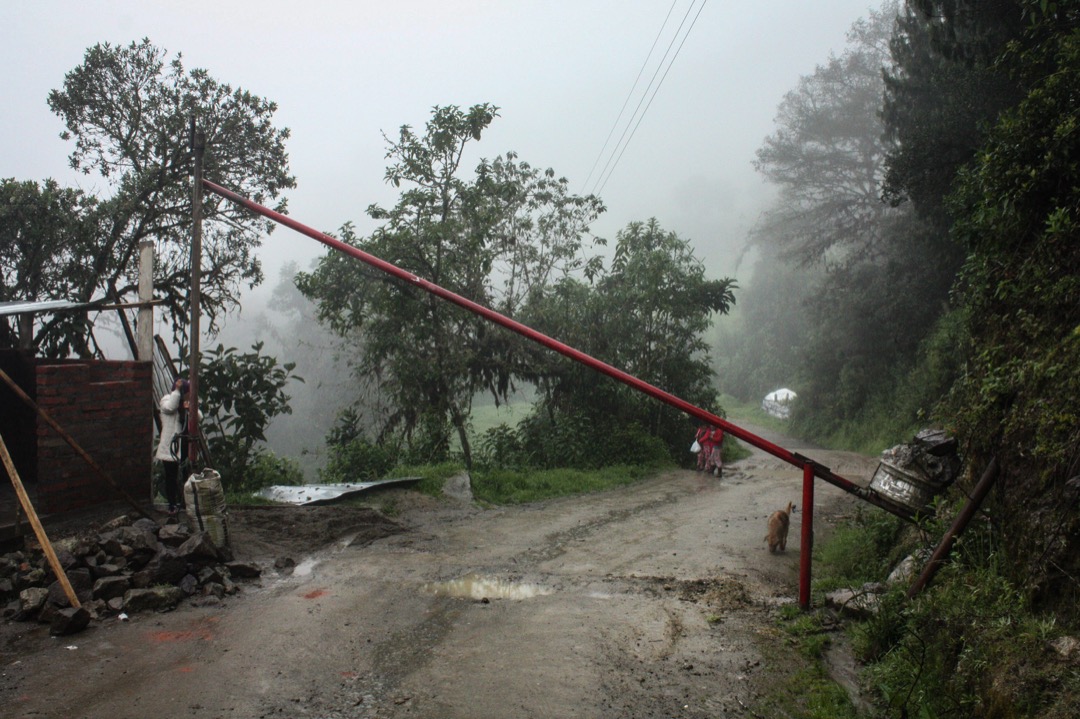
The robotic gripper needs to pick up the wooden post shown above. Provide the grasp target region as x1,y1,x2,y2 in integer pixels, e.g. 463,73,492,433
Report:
188,118,205,465
137,241,155,362
17,313,33,351
0,431,81,608
907,458,1000,599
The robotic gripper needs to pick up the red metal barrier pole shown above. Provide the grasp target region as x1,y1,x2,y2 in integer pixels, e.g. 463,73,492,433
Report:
800,462,815,609
202,179,912,520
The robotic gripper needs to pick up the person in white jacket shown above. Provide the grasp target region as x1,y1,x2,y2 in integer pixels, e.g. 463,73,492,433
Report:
155,378,191,515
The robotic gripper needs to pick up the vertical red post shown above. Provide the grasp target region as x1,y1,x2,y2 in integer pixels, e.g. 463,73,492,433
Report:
800,462,815,610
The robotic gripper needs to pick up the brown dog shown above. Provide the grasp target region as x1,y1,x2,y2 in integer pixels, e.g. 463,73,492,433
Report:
765,502,795,553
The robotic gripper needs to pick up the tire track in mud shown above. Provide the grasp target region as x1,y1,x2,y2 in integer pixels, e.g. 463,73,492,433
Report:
512,491,683,566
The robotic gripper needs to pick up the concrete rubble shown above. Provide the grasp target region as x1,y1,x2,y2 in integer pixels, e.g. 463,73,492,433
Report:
0,515,262,635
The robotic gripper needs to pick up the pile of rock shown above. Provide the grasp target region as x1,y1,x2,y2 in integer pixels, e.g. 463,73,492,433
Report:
0,514,262,635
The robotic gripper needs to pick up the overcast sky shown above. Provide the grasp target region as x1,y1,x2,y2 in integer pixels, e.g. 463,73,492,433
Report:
2,0,879,311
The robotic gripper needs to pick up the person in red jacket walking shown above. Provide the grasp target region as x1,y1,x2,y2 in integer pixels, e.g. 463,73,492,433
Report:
705,424,725,477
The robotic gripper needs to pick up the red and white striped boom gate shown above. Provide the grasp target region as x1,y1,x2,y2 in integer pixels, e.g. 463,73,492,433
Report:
203,179,915,609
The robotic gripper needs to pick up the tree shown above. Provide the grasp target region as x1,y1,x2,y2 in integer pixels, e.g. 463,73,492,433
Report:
0,179,102,354
30,38,295,357
882,0,1025,230
516,219,736,461
297,105,604,468
198,341,302,491
738,2,957,440
753,1,901,268
255,261,366,479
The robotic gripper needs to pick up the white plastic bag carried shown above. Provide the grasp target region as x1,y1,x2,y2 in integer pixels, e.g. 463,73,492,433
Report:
690,440,701,454
184,468,230,548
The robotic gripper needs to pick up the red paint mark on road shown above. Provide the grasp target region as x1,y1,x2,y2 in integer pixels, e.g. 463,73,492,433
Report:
147,628,215,643
304,588,329,599
146,616,220,643
340,671,358,679
176,665,196,673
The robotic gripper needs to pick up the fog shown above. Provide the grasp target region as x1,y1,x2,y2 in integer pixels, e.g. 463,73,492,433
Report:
1,0,879,475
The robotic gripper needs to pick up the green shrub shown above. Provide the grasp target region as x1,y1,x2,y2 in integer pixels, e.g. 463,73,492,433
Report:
814,507,910,592
477,409,670,471
320,436,398,483
386,461,466,497
246,450,304,489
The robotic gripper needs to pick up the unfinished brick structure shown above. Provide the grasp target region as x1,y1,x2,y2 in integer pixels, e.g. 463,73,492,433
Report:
1,350,152,516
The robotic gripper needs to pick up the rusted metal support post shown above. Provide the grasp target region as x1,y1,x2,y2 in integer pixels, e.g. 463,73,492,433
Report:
800,462,815,609
906,457,1000,599
188,118,205,465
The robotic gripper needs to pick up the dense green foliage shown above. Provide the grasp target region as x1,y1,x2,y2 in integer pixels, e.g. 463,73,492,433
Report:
318,409,399,483
298,104,605,468
300,107,731,471
476,410,671,471
198,342,302,492
812,501,1080,718
942,0,1080,617
882,0,1026,230
724,2,1080,716
509,218,736,465
718,3,960,450
2,39,294,357
0,179,102,353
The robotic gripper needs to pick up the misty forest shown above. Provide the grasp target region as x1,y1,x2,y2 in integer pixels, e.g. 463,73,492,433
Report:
2,1,1080,716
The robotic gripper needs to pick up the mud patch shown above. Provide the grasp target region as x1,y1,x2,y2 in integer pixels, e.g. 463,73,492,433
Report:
635,574,753,611
227,505,406,563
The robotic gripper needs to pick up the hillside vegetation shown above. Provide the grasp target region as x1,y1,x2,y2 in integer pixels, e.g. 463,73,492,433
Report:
719,3,1080,716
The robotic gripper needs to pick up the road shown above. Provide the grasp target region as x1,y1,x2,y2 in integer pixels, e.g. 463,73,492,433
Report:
0,433,877,718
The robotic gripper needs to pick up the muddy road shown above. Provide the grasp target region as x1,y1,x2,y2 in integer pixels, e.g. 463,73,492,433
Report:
1,434,876,718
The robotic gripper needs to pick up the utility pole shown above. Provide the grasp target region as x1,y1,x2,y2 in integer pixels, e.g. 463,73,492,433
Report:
137,241,154,361
188,117,205,465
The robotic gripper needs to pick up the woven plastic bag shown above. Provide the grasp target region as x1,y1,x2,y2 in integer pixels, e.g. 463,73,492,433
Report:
184,468,230,548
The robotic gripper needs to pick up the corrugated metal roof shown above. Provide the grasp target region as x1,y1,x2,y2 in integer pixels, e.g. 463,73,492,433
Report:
0,300,86,317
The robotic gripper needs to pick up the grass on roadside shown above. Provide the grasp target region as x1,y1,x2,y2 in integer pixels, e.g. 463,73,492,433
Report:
718,393,793,434
753,604,860,719
471,463,667,505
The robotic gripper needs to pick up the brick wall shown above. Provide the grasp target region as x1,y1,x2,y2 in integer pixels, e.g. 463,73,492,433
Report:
34,360,152,514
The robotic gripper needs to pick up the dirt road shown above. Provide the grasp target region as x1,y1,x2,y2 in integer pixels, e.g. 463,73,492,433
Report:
1,433,876,718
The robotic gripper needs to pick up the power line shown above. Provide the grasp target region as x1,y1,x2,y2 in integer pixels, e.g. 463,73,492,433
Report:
579,0,679,194
586,0,708,199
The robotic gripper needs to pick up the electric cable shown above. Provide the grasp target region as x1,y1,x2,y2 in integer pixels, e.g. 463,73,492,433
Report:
579,0,680,194
589,0,708,198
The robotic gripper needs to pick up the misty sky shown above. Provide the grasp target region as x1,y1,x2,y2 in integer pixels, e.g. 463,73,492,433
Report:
2,1,878,309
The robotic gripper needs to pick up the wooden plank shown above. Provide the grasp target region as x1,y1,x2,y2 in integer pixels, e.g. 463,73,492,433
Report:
0,431,80,608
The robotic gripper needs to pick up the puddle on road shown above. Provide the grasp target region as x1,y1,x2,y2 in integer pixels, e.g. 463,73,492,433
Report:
289,533,358,579
293,557,320,577
423,574,553,600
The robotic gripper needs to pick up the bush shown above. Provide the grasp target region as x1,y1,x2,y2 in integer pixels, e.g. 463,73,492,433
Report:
814,506,910,592
477,410,670,471
320,436,398,483
216,447,304,499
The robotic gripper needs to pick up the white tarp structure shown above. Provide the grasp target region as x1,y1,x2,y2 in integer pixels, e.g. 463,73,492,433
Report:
255,477,421,505
762,388,797,419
